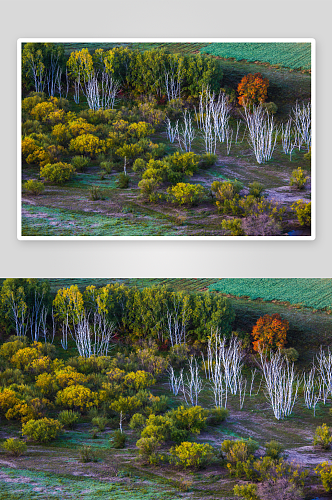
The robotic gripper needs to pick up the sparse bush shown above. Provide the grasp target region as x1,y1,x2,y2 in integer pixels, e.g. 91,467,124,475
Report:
199,153,217,169
315,461,332,492
257,477,303,500
233,483,259,500
138,178,160,200
167,183,205,206
23,179,45,195
207,407,229,425
242,214,282,236
116,172,130,189
170,441,214,469
2,438,27,457
79,445,98,463
290,167,309,190
265,440,284,460
221,438,259,463
92,416,108,432
280,347,299,362
89,185,107,201
129,413,146,431
71,155,90,172
249,181,265,198
291,200,311,226
58,410,80,429
221,218,244,236
262,101,278,114
313,423,332,450
110,430,126,449
22,417,63,443
40,162,75,185
99,161,112,174
136,436,159,464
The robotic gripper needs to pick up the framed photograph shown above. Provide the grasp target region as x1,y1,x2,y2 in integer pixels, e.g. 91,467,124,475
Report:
18,39,315,239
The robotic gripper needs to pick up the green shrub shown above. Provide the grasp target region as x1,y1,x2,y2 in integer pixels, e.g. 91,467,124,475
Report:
92,416,108,432
166,152,200,178
2,438,27,457
168,405,207,434
315,461,332,492
291,200,311,226
280,347,299,362
290,167,309,190
141,414,172,443
130,413,147,431
233,483,259,500
40,162,75,185
167,183,205,206
264,440,284,460
116,172,130,188
221,218,244,236
0,338,29,359
110,430,126,449
221,438,259,463
99,161,112,174
221,439,249,463
71,155,90,172
138,178,160,200
151,395,169,414
303,147,311,162
89,185,107,201
23,179,45,195
79,445,98,463
170,441,214,469
248,181,265,198
133,158,147,172
136,436,159,464
0,368,24,387
58,410,80,429
208,407,229,425
199,153,218,168
313,423,332,450
262,101,278,114
22,417,63,443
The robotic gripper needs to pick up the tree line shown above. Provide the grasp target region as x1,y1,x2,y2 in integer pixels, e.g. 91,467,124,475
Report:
0,279,235,348
22,43,224,101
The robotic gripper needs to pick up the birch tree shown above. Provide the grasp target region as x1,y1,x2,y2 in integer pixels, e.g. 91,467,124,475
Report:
258,348,300,420
242,104,279,164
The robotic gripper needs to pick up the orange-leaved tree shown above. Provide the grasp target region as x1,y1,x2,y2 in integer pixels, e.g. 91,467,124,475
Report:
237,73,269,107
252,313,289,352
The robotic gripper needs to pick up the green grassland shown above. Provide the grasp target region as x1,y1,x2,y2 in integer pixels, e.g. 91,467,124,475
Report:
200,42,311,71
209,278,332,311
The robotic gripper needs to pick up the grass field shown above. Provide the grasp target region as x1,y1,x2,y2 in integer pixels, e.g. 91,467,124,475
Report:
208,279,332,311
200,42,311,71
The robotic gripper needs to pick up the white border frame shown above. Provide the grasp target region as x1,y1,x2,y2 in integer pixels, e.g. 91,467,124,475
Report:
17,38,316,241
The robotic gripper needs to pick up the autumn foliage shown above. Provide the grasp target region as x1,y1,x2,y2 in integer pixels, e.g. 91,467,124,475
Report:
252,313,289,352
237,73,269,107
